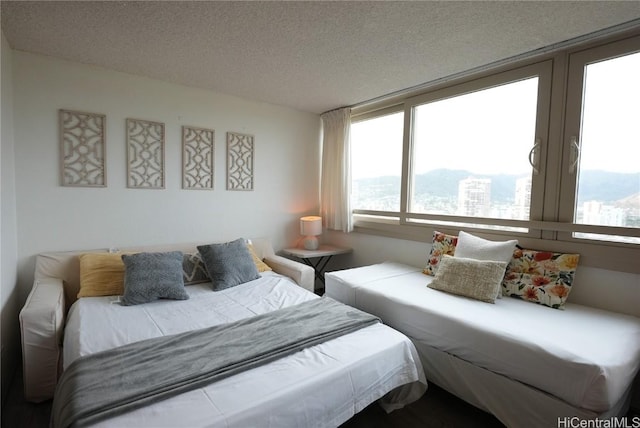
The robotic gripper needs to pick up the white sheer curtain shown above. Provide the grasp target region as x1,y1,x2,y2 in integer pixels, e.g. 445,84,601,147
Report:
320,107,352,233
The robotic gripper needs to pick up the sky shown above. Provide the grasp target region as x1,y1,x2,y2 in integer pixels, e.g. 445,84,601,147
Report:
580,51,640,174
351,51,640,179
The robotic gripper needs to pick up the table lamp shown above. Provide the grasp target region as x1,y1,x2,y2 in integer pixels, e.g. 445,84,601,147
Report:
300,216,322,250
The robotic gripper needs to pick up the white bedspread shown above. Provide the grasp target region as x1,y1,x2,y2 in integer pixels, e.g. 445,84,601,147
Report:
63,272,427,427
325,262,640,413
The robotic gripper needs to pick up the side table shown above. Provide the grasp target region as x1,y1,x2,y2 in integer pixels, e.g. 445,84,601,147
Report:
282,245,352,292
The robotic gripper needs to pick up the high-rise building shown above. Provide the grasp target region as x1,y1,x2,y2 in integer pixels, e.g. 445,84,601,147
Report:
458,178,491,217
582,200,625,226
514,176,532,220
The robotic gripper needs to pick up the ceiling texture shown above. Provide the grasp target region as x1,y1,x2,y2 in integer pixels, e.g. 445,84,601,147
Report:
2,1,640,114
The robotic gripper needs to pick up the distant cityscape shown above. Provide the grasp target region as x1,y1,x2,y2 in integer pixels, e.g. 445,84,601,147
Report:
352,169,640,229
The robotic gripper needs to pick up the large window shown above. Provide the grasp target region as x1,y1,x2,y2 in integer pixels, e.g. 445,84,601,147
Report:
561,41,640,244
351,110,403,212
349,33,640,258
409,73,542,232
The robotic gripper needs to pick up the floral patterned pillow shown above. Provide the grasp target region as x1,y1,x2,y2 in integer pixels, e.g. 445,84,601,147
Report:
423,231,458,276
502,249,580,310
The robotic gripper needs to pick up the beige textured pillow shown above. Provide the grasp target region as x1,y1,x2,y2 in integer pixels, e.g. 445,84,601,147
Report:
428,255,507,303
78,253,127,298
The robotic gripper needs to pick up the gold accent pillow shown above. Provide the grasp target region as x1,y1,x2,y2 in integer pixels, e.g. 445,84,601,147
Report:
78,253,127,298
247,244,272,272
428,255,507,303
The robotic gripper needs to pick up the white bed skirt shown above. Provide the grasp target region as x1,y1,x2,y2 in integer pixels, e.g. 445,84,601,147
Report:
413,340,633,428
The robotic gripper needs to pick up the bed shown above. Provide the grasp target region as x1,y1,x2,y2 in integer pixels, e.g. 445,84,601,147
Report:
20,239,427,428
325,261,640,427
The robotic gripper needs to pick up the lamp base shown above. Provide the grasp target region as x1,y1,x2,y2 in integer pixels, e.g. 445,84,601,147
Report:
302,236,319,250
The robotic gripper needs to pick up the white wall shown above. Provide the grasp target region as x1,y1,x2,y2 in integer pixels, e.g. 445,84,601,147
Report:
12,51,320,304
1,30,20,403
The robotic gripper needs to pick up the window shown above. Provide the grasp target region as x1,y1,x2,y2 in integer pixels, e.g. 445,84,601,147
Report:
351,109,403,213
348,32,640,263
408,70,545,233
560,36,640,244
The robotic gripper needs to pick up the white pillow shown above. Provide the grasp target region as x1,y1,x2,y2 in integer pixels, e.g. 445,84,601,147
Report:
454,231,517,263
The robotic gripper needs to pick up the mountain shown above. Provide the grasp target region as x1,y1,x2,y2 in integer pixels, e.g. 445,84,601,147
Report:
614,193,640,209
354,169,639,203
575,170,640,203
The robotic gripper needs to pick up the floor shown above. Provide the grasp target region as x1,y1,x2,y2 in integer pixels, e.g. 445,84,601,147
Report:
2,369,52,428
340,384,505,428
2,366,504,428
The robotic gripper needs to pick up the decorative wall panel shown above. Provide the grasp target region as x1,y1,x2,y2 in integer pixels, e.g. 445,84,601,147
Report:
226,132,254,191
182,126,214,190
126,118,165,189
59,109,106,187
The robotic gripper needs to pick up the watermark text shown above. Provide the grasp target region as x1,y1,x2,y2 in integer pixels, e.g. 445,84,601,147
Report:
557,416,640,428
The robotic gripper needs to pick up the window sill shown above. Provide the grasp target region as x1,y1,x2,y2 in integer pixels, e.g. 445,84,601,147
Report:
353,217,640,274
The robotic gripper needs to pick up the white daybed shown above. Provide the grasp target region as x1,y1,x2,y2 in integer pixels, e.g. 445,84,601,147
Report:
20,240,427,428
325,262,640,428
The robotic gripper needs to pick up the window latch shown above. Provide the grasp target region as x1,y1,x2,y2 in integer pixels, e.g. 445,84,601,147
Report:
568,136,580,174
528,138,541,175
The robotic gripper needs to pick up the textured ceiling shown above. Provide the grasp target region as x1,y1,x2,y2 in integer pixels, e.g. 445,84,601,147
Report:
2,1,640,114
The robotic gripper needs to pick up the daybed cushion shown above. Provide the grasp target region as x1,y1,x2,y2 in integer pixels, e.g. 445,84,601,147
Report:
325,262,640,413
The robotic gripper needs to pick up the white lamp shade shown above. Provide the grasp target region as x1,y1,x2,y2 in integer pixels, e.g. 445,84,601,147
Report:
300,216,322,236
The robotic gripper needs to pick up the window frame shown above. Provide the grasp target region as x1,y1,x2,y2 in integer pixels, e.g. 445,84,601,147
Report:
348,29,640,274
557,34,640,246
350,105,405,213
400,61,553,238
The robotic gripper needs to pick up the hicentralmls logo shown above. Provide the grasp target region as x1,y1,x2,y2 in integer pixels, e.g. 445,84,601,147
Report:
557,417,640,428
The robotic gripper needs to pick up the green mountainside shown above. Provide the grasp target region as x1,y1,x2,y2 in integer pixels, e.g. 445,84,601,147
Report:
354,169,639,203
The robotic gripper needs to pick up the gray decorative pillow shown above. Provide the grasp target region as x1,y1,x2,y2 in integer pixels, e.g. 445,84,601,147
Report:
428,255,507,304
197,238,260,291
182,252,210,285
121,251,189,306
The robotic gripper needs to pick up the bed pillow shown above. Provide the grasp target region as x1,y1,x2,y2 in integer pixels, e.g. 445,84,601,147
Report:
502,249,580,310
454,231,518,264
247,243,272,272
423,231,458,276
78,252,127,298
182,252,210,285
428,255,507,303
198,238,260,291
121,251,189,306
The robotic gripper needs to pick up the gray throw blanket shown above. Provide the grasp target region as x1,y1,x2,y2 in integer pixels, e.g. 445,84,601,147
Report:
52,297,380,428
